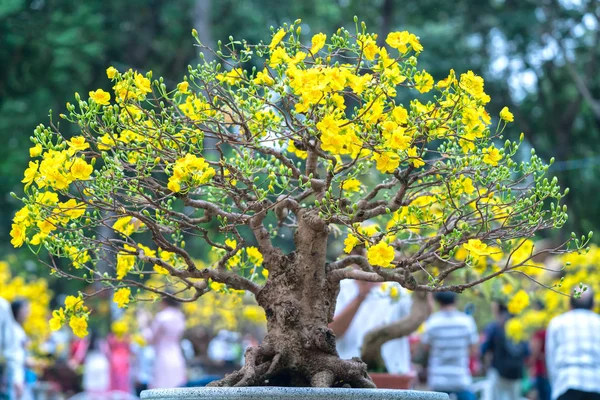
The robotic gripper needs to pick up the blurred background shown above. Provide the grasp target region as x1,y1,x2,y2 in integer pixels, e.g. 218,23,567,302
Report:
0,0,599,397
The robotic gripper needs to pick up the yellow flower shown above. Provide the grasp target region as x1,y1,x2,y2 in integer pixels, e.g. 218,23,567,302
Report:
269,47,289,67
177,81,189,93
341,178,361,192
459,71,490,103
505,318,524,342
112,216,144,236
499,106,514,122
407,147,425,168
262,269,269,279
372,151,400,173
358,35,379,61
343,234,360,254
89,89,111,105
462,239,491,257
386,31,422,53
134,72,152,93
269,28,287,49
22,161,38,188
67,136,90,155
70,158,93,180
210,281,225,292
367,241,395,268
56,199,86,220
10,223,26,248
106,66,118,79
483,146,502,167
111,320,128,338
69,315,89,338
64,295,83,312
414,71,434,93
508,289,530,315
246,247,263,265
49,308,65,331
253,70,275,86
116,246,136,280
389,286,400,300
310,33,327,54
29,144,43,158
113,287,131,308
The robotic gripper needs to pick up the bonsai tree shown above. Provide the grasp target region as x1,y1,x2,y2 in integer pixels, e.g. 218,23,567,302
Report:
11,19,587,388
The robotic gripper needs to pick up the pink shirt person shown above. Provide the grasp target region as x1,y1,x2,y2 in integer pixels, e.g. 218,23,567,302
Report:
144,300,187,389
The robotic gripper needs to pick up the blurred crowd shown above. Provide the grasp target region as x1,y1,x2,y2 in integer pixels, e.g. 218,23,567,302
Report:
1,281,600,400
0,295,260,400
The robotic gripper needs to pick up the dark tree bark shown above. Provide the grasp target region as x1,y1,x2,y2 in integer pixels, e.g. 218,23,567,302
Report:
208,209,376,388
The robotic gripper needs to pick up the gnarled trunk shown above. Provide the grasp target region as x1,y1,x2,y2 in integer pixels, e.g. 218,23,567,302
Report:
209,210,375,388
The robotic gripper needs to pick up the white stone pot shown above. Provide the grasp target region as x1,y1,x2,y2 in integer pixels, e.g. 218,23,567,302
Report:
141,387,449,399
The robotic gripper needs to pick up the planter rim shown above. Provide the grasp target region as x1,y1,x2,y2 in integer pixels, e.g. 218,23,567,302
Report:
141,386,449,399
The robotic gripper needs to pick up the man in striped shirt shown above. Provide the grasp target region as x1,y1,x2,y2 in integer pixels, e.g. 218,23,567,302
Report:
422,292,479,400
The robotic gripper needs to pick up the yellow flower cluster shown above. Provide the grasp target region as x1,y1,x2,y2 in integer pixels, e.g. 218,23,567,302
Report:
49,294,90,338
167,154,216,193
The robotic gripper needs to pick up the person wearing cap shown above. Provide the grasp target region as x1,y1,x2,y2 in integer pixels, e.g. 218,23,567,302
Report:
421,291,479,400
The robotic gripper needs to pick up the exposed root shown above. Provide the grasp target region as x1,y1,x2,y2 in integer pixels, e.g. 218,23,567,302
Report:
311,370,335,387
208,344,376,388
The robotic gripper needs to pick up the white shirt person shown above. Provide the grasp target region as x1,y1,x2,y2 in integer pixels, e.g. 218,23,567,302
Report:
331,279,412,374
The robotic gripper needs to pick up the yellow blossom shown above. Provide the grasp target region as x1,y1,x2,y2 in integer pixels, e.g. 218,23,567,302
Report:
367,241,395,268
134,72,152,93
69,315,89,338
483,146,502,167
341,178,361,192
344,234,360,254
246,247,263,265
500,106,514,122
508,289,530,314
463,239,491,257
10,224,26,248
22,161,38,188
414,71,434,93
310,33,327,54
177,81,189,93
70,158,93,180
269,28,287,49
67,136,90,155
49,308,65,331
113,287,131,308
89,89,111,105
505,318,524,342
407,147,425,168
29,144,43,158
106,66,118,79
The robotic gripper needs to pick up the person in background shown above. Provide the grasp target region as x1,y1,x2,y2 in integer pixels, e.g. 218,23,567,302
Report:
481,302,529,400
106,329,131,392
421,292,478,400
10,300,33,400
81,331,110,394
143,297,187,389
546,289,600,400
530,300,551,400
0,297,20,400
330,278,413,375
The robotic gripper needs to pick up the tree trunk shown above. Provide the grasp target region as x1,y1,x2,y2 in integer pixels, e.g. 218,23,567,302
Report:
360,291,432,371
208,210,375,388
